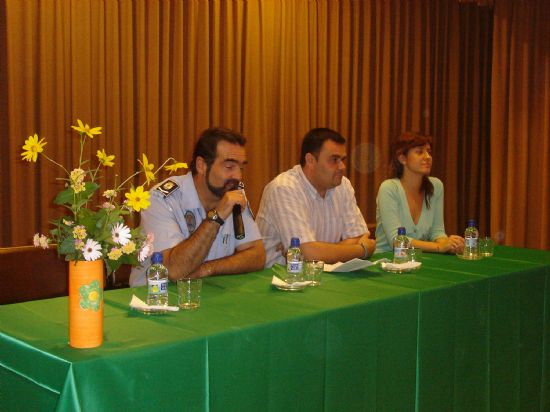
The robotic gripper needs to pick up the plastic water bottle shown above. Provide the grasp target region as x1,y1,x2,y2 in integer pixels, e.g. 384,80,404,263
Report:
464,219,479,259
393,227,410,264
147,252,169,307
286,237,303,283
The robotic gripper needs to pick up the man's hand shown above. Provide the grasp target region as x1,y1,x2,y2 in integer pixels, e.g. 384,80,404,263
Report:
216,189,247,220
357,233,375,258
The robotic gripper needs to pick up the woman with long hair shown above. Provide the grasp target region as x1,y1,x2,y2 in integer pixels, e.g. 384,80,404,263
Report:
375,132,464,254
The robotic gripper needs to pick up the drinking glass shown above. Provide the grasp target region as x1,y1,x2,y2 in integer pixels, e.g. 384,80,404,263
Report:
304,260,324,286
177,278,202,310
479,237,494,257
407,247,422,263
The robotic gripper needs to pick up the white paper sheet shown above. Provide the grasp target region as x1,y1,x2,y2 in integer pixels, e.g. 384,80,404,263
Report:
129,294,179,312
380,261,421,271
324,258,389,273
271,275,312,288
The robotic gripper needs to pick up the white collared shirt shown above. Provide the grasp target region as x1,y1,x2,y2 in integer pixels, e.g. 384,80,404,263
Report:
256,165,368,267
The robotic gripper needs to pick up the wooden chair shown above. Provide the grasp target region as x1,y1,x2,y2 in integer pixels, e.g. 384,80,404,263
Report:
0,245,132,305
0,245,68,305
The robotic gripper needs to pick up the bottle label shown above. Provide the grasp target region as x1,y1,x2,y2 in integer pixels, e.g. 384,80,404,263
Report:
148,279,168,295
465,238,478,248
287,260,303,274
394,247,408,259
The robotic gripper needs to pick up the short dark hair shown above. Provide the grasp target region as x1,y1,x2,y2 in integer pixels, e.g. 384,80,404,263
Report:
190,127,246,175
300,128,346,166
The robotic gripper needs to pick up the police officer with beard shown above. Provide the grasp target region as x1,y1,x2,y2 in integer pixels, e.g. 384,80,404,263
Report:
129,127,265,286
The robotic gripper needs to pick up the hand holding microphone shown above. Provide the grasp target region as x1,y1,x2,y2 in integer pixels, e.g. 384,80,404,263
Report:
232,182,245,240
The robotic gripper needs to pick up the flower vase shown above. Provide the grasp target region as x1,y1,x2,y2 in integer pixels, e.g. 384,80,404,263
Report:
68,260,104,348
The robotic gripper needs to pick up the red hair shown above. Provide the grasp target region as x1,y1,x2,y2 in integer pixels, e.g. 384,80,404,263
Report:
390,132,434,208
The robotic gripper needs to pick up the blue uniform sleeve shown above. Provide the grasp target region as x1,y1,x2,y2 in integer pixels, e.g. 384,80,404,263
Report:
140,190,187,253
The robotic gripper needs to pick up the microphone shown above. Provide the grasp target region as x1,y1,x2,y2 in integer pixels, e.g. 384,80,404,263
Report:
232,181,245,240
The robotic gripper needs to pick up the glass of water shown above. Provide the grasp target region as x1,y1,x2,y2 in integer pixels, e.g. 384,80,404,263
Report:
407,247,422,263
304,260,324,286
479,237,494,257
177,278,202,310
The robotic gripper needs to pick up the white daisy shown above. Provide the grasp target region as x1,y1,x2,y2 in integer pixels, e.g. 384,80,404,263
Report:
83,239,102,261
111,223,131,245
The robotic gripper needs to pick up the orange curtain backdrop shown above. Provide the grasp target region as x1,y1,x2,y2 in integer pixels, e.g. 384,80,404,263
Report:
1,0,492,247
491,0,550,250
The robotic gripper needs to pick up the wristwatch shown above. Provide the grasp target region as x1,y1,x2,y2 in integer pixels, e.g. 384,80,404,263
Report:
206,209,224,225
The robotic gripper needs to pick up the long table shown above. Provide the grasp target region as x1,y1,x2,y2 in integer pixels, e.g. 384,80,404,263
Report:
1,246,549,411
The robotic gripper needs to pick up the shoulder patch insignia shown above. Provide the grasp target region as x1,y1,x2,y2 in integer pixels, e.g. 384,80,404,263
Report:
156,180,180,197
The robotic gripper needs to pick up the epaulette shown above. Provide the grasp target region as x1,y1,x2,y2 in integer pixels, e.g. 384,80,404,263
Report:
156,180,180,198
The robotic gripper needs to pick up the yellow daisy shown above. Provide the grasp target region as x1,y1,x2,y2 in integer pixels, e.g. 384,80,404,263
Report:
125,186,151,212
71,119,102,139
107,247,123,261
21,134,47,162
140,154,155,184
97,149,115,167
122,241,136,254
73,225,87,240
164,162,188,174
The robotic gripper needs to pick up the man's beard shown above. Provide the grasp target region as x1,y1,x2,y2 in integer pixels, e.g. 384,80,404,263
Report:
206,167,240,199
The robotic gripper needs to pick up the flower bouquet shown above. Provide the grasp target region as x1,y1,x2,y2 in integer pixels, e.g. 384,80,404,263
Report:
22,119,186,348
23,119,187,274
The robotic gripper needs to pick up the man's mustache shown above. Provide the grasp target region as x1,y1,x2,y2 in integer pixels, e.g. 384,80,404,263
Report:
224,179,243,191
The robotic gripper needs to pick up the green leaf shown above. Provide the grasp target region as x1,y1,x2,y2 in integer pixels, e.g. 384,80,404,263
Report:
54,188,75,205
104,259,119,276
53,182,99,206
82,182,100,199
58,236,76,255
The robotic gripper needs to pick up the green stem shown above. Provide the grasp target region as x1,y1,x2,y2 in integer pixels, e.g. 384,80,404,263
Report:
78,134,86,168
92,163,101,182
117,170,142,191
42,154,70,175
154,157,177,175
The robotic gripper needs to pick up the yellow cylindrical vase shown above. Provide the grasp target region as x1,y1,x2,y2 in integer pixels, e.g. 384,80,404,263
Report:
68,260,104,348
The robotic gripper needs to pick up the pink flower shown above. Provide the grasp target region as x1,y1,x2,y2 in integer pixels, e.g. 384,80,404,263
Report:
138,243,153,262
33,233,50,249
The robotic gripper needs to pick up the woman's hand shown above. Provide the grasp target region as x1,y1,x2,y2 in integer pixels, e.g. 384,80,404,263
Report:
436,235,465,254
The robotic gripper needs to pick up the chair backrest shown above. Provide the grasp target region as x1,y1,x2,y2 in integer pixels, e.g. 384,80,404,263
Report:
0,245,68,305
0,245,134,305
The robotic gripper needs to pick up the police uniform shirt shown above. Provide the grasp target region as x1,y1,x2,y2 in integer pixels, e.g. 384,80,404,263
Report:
129,173,262,286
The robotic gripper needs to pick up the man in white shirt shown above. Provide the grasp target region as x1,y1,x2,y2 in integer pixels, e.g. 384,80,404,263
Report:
256,128,374,267
130,127,265,286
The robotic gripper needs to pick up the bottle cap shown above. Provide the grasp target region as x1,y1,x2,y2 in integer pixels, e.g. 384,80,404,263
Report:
151,252,163,264
467,219,477,227
397,227,406,235
290,237,300,247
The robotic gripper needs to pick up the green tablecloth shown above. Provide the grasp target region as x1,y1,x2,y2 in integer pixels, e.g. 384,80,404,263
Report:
1,246,549,411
